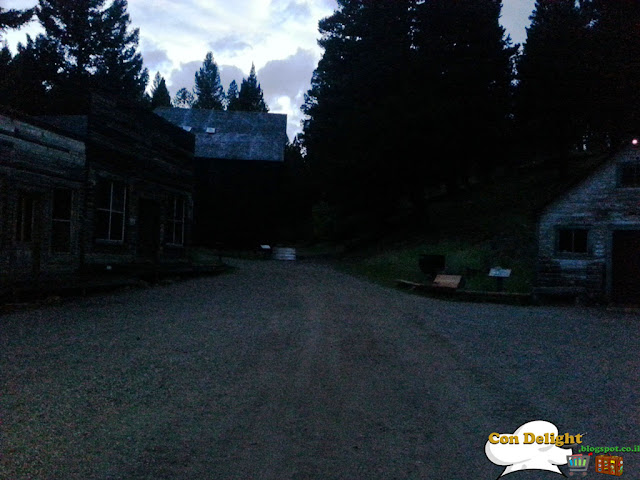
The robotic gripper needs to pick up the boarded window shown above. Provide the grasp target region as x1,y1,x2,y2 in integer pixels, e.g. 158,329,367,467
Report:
16,193,34,243
96,180,126,242
557,228,588,254
52,189,72,253
167,195,185,246
619,162,640,187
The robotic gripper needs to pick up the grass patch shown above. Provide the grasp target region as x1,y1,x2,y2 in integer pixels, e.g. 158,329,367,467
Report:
343,239,534,294
340,153,610,294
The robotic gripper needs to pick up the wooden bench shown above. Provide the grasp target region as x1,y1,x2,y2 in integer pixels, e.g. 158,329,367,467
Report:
396,275,465,292
432,274,464,290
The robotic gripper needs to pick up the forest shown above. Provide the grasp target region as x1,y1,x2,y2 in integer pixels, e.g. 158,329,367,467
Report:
1,0,639,242
301,0,640,238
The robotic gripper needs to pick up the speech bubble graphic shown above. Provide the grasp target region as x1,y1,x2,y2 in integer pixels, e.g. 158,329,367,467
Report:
485,420,573,477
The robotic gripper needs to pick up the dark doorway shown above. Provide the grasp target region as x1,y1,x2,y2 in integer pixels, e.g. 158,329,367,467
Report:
612,230,640,304
14,192,43,279
138,199,161,261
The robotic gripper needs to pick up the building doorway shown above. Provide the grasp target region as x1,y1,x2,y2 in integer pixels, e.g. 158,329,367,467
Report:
14,192,43,279
612,230,640,304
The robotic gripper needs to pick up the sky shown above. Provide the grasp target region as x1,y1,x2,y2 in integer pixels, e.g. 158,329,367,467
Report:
3,0,536,140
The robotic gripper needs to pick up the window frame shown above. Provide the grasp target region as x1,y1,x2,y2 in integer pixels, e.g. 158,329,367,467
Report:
166,195,186,247
95,180,127,243
15,192,35,244
555,227,590,256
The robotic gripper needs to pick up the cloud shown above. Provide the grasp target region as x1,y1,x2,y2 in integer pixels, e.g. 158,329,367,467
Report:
284,1,313,20
167,60,201,97
141,39,171,72
209,35,253,56
219,64,246,91
253,48,317,139
269,0,313,23
258,48,316,99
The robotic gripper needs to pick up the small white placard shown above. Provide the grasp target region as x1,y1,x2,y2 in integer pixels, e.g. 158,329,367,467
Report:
489,267,511,278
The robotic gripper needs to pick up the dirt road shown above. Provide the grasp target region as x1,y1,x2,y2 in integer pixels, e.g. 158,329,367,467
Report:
1,259,639,479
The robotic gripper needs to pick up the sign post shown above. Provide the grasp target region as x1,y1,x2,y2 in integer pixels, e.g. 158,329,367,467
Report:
488,267,511,292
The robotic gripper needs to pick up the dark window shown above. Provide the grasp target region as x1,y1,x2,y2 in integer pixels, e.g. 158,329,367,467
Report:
167,195,185,246
16,193,34,243
619,162,640,187
95,180,126,242
557,228,588,254
52,189,72,253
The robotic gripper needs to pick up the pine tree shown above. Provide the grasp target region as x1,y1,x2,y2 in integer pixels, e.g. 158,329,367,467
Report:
303,0,423,218
0,6,35,39
582,0,640,147
412,0,516,188
226,79,240,111
173,87,194,108
150,72,171,108
193,52,225,110
3,34,63,112
235,64,269,112
516,0,587,162
93,0,148,100
36,0,148,102
0,6,36,105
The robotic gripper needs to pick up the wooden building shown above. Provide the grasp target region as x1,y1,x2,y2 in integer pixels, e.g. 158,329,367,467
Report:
154,107,287,246
1,93,195,287
0,108,86,284
537,139,640,304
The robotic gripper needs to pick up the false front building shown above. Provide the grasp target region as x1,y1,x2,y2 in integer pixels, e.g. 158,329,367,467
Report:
154,107,288,247
0,93,195,288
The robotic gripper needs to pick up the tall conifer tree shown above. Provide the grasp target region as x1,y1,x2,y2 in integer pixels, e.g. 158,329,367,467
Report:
412,0,516,189
193,52,225,110
583,0,640,147
235,64,269,112
226,79,240,110
516,0,587,162
150,72,171,108
36,0,148,102
303,0,417,217
173,87,194,108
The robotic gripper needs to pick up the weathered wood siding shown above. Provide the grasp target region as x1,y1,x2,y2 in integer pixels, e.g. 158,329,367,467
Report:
0,111,86,283
42,94,196,268
84,95,195,266
538,144,640,301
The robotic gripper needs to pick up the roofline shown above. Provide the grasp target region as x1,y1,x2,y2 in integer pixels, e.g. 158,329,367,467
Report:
0,105,86,143
537,140,640,217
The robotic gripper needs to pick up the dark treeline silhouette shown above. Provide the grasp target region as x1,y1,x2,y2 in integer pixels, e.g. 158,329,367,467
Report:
2,0,639,242
302,0,640,238
0,4,270,114
1,0,148,112
171,53,270,112
517,0,640,171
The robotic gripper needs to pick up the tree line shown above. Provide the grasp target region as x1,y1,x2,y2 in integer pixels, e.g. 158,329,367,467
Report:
301,0,640,234
166,54,268,112
0,1,269,114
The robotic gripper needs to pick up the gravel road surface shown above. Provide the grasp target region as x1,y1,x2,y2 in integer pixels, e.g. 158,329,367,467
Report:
1,258,639,479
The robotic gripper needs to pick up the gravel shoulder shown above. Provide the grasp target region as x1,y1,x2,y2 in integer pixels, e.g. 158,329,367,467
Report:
1,259,639,479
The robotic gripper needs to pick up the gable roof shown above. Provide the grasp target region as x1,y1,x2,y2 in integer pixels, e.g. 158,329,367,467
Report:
537,142,640,217
154,107,287,162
